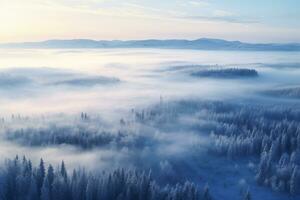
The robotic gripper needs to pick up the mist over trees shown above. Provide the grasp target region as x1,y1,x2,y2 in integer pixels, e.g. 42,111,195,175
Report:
2,112,156,150
1,99,300,198
0,58,300,199
262,87,300,99
4,123,147,150
0,34,300,200
132,100,300,195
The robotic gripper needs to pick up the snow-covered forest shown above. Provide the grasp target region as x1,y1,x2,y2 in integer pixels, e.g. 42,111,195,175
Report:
0,156,213,200
0,49,300,199
134,100,300,194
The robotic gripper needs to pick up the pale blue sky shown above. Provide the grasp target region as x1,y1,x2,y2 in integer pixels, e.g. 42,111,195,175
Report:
0,0,299,43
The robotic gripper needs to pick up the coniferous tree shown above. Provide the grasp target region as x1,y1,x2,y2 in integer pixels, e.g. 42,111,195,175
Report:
37,159,46,196
290,166,300,195
61,161,68,182
41,177,51,200
27,175,39,200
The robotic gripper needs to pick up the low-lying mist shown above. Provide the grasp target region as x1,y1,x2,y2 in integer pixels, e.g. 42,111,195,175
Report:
0,48,300,199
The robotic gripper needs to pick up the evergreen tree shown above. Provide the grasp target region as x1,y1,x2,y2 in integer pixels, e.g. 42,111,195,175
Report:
86,177,98,200
27,175,39,200
290,166,300,195
61,161,68,182
37,158,46,196
41,177,51,200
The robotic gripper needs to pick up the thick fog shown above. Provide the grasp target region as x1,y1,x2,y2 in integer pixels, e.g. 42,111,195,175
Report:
1,49,299,114
1,48,300,200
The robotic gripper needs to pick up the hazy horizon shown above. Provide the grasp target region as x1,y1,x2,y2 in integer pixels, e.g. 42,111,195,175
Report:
1,0,300,43
2,37,300,44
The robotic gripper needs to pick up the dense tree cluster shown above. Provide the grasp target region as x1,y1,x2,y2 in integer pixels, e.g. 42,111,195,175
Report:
133,100,300,195
204,104,300,194
190,68,258,78
0,156,211,200
4,123,152,150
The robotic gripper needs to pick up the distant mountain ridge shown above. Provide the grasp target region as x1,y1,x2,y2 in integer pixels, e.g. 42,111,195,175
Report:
1,38,300,51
